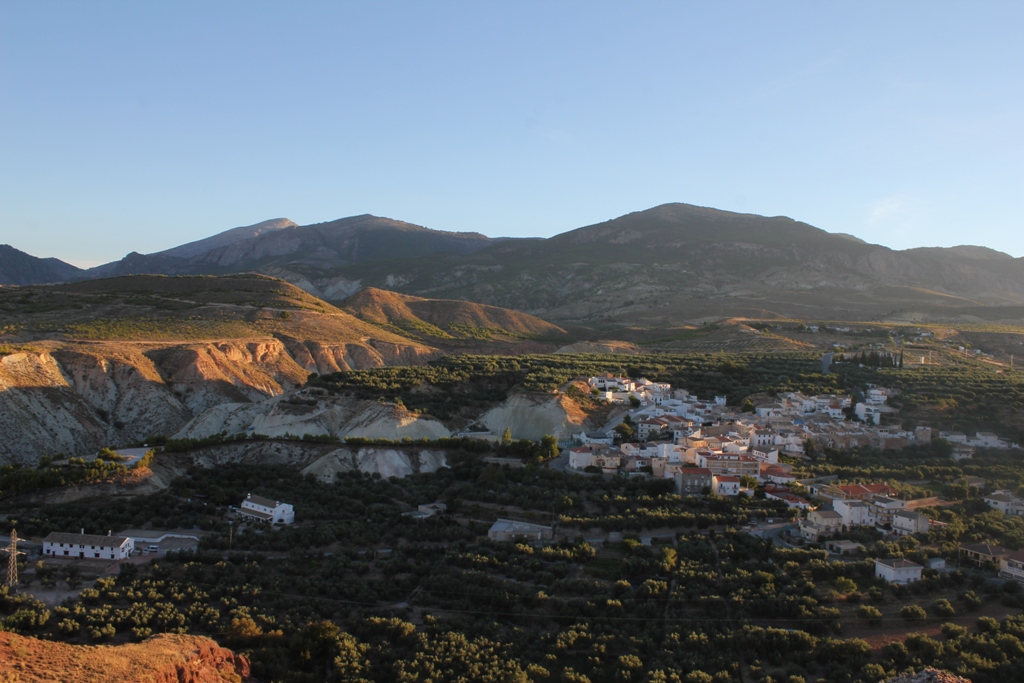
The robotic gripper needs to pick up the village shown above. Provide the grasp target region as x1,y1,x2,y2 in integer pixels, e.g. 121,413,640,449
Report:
567,373,1017,490
555,373,1024,585
8,372,1024,598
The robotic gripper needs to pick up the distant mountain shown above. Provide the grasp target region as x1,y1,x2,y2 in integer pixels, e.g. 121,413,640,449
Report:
9,203,1024,325
342,287,568,344
327,203,1024,324
89,214,495,279
157,218,298,259
0,244,83,285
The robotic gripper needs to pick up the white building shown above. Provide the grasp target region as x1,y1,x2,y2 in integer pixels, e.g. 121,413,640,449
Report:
999,549,1024,584
240,493,295,524
855,402,895,425
892,510,931,536
713,475,741,496
865,388,889,405
799,510,844,541
43,531,134,560
833,499,871,527
568,447,595,470
985,491,1024,517
575,431,613,446
874,558,923,584
748,445,780,464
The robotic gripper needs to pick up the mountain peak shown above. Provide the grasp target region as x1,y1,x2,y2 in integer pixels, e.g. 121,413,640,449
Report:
156,218,298,260
0,244,83,285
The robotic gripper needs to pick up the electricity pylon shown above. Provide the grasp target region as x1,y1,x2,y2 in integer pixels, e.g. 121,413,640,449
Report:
3,528,24,589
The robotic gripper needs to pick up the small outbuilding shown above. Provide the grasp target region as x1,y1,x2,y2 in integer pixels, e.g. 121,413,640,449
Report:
825,540,864,555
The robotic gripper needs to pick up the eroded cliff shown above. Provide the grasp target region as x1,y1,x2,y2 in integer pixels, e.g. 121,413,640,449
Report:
0,336,438,464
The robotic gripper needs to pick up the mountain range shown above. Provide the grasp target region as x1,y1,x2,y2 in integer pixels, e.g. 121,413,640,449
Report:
5,203,1024,325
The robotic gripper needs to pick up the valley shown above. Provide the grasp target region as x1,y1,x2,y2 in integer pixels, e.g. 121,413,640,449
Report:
3,206,1024,683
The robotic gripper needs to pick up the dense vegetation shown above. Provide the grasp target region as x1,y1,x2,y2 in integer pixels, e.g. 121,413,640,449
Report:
0,450,150,499
313,351,1024,441
5,351,1024,681
4,443,1024,682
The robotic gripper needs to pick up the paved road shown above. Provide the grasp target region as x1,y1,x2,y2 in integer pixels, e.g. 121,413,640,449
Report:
548,452,570,472
748,520,798,547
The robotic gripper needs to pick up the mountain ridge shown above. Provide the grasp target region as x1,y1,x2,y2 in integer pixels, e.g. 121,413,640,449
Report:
8,202,1024,325
0,244,84,285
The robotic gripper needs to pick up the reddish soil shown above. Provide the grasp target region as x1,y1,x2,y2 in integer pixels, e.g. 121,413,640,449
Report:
0,632,251,683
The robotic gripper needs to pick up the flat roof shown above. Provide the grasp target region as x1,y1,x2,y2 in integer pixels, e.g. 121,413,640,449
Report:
875,558,922,569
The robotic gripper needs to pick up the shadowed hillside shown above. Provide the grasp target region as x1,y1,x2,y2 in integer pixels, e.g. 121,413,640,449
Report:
0,244,83,286
342,286,568,343
9,203,1024,327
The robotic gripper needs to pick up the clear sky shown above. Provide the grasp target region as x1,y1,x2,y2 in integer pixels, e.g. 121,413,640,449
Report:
1,1,1022,267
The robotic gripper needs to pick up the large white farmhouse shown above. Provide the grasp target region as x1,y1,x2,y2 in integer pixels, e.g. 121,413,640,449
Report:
43,531,134,560
240,493,295,524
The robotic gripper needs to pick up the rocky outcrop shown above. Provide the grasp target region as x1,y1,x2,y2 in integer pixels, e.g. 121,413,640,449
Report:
0,631,251,683
0,337,437,465
175,395,451,442
302,447,449,480
51,347,192,443
145,340,309,413
282,338,439,375
480,392,586,441
0,352,109,464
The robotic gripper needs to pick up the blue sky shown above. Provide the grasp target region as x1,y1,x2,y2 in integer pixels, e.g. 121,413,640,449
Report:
1,1,1022,267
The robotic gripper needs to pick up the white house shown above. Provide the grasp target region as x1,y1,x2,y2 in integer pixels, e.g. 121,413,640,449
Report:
868,496,908,527
799,510,844,541
748,445,780,464
874,558,923,584
240,493,295,524
973,432,1008,448
892,510,931,536
999,549,1024,584
985,491,1024,517
576,431,613,446
43,531,134,560
833,499,871,527
568,447,596,470
865,387,889,405
657,443,684,462
750,429,778,447
713,475,741,496
855,403,895,425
